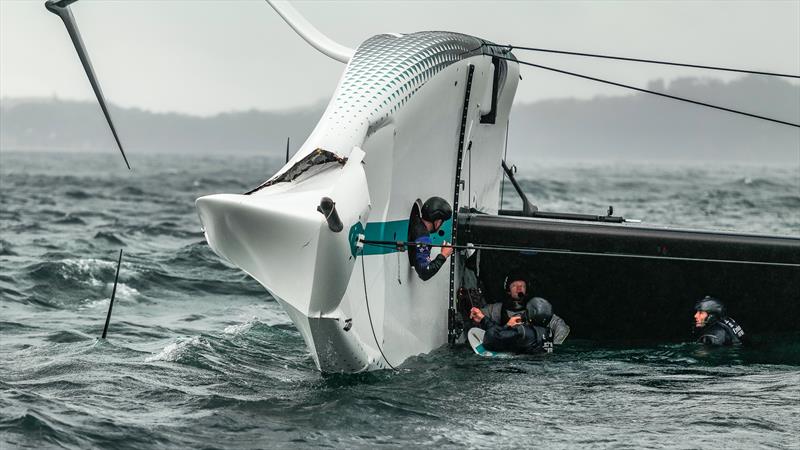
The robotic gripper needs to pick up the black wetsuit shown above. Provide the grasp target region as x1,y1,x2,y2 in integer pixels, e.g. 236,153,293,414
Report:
480,301,570,344
408,212,446,281
479,316,554,354
695,317,745,346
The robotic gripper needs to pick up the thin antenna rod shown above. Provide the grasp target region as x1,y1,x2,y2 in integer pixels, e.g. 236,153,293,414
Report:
45,0,131,170
101,249,123,339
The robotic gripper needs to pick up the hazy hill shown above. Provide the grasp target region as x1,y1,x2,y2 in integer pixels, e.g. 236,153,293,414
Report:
509,76,799,164
2,75,798,163
0,97,324,155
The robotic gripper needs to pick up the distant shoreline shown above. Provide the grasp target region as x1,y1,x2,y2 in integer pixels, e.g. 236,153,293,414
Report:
2,75,798,164
2,149,796,170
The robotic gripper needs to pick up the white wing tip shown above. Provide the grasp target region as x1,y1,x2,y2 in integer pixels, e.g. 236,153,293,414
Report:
267,0,355,63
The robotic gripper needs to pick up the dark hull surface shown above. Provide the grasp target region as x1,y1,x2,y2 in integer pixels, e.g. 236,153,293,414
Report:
458,213,800,340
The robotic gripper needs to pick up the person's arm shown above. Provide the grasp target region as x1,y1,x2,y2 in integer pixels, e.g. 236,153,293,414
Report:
471,307,504,331
481,316,524,351
470,307,490,329
413,235,446,281
471,307,525,351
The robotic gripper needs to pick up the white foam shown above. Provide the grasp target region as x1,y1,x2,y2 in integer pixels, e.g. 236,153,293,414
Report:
145,336,211,362
80,298,108,309
78,283,139,309
59,257,135,288
60,258,112,286
223,317,260,335
112,283,139,301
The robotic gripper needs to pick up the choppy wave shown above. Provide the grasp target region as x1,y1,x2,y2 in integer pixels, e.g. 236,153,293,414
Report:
146,335,214,363
1,152,798,448
0,239,17,256
93,231,127,245
53,214,87,225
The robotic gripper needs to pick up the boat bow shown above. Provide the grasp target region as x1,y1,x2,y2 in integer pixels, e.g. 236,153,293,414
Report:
196,148,370,318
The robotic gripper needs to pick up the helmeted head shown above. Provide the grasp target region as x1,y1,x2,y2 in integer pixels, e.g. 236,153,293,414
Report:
526,297,553,327
694,296,726,328
503,268,531,311
421,196,452,231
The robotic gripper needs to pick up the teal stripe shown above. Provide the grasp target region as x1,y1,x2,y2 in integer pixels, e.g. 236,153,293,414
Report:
349,218,453,256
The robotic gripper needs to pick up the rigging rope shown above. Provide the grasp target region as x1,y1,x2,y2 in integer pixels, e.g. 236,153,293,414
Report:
486,44,800,79
359,239,800,268
360,254,397,370
493,55,800,128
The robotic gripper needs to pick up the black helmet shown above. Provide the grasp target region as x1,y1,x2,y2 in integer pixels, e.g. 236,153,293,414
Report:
503,268,532,311
421,196,452,223
695,296,726,321
503,267,531,293
526,297,553,327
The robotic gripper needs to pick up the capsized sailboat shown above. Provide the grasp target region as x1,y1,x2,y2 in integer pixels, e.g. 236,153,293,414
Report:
197,1,800,371
196,1,520,371
47,0,800,373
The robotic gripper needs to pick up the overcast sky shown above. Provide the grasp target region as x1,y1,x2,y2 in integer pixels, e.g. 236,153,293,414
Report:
2,0,798,116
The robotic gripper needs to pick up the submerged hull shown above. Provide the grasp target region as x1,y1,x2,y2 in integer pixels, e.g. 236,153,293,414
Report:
460,213,800,340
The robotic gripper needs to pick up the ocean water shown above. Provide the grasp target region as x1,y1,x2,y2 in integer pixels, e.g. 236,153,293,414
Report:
1,151,799,448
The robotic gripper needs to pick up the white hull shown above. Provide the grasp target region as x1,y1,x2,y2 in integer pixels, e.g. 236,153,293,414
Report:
197,31,519,372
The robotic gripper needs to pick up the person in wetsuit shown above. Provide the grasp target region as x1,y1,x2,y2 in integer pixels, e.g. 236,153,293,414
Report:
408,196,453,281
469,297,555,354
693,296,746,346
479,268,570,344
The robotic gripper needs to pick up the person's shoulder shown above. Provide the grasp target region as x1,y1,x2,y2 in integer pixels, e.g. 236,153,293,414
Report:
719,317,746,343
722,316,745,334
698,323,728,344
707,321,728,334
550,314,566,326
409,219,428,240
481,302,502,321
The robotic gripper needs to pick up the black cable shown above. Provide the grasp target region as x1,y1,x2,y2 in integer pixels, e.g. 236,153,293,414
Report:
360,242,402,252
486,44,800,79
360,254,397,370
494,55,800,128
359,239,800,268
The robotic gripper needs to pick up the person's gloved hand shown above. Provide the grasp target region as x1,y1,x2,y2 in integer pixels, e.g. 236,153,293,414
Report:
506,316,523,327
440,242,453,259
469,307,484,323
